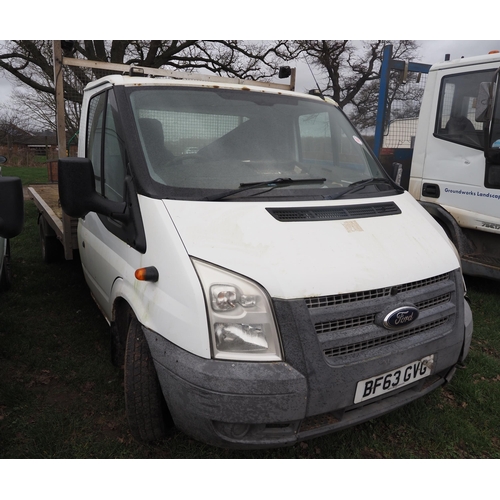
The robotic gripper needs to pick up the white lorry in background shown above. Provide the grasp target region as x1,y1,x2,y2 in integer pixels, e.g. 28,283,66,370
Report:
409,51,500,281
57,62,473,449
0,155,24,291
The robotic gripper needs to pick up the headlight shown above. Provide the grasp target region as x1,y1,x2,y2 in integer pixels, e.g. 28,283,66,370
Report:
192,258,282,361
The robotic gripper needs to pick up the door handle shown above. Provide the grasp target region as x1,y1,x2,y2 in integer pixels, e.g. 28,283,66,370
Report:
422,183,440,198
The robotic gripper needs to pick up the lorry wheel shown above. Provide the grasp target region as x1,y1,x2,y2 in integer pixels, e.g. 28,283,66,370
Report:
0,240,12,292
124,317,173,442
39,217,61,263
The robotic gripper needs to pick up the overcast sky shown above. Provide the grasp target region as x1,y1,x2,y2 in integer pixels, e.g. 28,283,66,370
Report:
1,40,500,103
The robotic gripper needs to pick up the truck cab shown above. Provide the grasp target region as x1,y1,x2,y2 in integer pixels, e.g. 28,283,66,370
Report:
409,51,500,280
59,71,472,449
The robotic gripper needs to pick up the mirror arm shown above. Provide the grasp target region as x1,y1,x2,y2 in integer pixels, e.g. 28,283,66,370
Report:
109,202,129,223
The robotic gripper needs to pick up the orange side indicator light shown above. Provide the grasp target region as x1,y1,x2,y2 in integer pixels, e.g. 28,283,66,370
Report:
135,266,159,282
489,50,499,54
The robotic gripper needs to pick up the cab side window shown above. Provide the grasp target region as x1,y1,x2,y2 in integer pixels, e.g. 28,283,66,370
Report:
435,70,495,149
87,93,105,194
86,90,126,202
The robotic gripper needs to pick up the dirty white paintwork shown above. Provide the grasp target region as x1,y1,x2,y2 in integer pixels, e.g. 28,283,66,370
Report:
163,192,459,299
79,192,459,359
79,196,211,358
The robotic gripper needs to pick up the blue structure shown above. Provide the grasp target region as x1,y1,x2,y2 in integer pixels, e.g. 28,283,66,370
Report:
373,45,431,159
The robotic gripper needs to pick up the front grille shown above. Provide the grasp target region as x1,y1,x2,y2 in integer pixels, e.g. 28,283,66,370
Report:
418,293,451,310
316,314,376,334
306,288,391,308
305,272,450,309
314,292,451,335
304,271,457,361
323,317,449,358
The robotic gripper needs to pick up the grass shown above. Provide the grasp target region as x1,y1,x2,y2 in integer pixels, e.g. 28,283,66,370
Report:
1,165,50,185
0,201,499,459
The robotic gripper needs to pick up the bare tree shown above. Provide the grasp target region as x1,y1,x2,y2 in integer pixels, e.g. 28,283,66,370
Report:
0,40,295,101
0,40,423,136
0,40,298,134
293,40,422,130
0,105,34,148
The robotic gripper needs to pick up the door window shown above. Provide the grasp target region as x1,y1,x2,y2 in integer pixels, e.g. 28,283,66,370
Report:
435,70,495,149
86,90,127,202
87,93,105,194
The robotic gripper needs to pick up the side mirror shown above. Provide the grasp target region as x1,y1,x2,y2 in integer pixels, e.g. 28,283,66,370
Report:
278,66,292,79
0,177,24,239
58,158,128,221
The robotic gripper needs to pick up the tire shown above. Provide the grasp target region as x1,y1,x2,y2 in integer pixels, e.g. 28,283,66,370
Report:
124,317,173,442
110,323,125,369
39,217,61,263
0,240,12,292
110,304,133,368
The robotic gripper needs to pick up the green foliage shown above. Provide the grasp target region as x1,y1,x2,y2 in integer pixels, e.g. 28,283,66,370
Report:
0,202,499,458
1,165,49,185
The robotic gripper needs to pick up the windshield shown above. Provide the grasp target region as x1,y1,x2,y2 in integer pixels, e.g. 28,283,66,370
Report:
128,86,392,200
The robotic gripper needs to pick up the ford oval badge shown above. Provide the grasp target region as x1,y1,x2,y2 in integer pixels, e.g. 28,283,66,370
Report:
383,306,419,330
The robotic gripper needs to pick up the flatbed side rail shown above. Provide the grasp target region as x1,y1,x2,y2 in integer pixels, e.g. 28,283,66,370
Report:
28,186,64,238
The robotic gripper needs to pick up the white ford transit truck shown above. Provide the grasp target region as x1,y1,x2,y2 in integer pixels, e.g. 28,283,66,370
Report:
58,69,473,449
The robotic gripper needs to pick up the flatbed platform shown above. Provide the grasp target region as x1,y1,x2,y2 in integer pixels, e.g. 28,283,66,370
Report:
28,183,78,261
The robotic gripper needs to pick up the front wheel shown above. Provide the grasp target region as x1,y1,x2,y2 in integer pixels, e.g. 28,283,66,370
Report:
124,317,173,442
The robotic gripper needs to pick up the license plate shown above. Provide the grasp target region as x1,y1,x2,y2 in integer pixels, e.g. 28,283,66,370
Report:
354,355,435,404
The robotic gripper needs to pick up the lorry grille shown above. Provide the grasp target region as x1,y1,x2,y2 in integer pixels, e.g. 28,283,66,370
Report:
314,292,451,334
303,271,457,361
323,317,449,357
305,272,450,308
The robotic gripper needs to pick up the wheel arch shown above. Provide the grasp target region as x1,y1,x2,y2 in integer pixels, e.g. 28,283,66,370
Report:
109,274,164,364
419,201,475,257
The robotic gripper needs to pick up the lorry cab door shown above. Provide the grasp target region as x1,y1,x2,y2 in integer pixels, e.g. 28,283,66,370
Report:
481,68,500,189
421,67,500,227
78,88,140,317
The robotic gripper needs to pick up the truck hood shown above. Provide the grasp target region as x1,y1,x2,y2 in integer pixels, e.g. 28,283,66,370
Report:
163,193,460,299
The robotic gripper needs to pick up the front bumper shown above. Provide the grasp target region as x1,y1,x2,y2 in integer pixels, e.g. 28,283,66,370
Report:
145,269,472,449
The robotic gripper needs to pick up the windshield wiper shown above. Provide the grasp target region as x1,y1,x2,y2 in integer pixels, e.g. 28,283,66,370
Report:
328,177,404,200
203,177,326,201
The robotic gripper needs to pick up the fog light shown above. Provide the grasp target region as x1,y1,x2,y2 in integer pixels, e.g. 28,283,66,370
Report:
230,423,250,438
213,421,251,439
